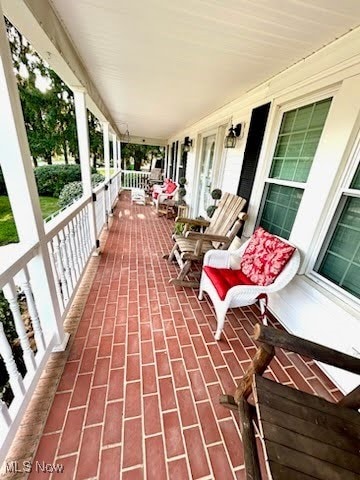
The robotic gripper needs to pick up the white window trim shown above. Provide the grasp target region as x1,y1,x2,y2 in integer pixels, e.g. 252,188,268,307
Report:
304,133,360,309
255,93,335,233
243,87,341,241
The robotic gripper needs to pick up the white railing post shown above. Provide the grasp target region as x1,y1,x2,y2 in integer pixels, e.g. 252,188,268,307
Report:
0,9,66,349
73,89,98,252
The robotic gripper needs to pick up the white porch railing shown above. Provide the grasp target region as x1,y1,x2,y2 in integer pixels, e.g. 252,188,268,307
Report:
0,171,121,465
121,170,150,189
0,245,59,463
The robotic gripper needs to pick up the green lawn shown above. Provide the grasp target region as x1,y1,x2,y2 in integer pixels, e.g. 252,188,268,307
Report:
0,196,59,246
97,167,115,177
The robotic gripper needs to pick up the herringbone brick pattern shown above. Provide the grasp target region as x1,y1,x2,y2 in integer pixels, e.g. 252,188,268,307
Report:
30,192,341,479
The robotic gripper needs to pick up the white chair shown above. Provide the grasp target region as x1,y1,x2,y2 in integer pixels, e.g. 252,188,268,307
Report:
153,182,179,214
199,236,300,340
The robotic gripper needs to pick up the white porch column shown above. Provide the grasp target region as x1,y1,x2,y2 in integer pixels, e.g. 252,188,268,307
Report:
117,139,122,171
103,121,110,180
73,88,98,251
117,139,122,190
102,122,112,218
112,132,117,171
0,9,65,347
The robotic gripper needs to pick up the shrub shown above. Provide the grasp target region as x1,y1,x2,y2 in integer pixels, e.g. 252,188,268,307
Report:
58,182,83,208
91,173,105,186
58,173,104,208
34,165,84,197
176,178,187,206
207,189,223,218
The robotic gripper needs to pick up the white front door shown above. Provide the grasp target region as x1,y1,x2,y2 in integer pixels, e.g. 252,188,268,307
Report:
197,134,216,217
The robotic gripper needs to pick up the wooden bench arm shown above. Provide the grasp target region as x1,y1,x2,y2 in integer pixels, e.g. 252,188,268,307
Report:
175,217,210,227
253,324,360,375
185,231,230,243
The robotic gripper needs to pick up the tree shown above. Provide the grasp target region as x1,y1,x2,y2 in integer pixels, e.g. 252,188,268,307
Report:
121,143,164,171
5,18,79,166
88,111,103,169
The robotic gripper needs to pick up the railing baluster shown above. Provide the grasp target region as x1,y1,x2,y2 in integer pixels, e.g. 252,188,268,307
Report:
16,268,46,352
59,230,74,295
53,234,69,303
68,220,80,280
102,191,107,229
78,210,87,262
83,208,92,254
47,242,65,312
0,400,11,431
65,225,77,286
75,213,86,268
0,322,25,398
80,209,90,258
72,217,83,272
3,280,36,374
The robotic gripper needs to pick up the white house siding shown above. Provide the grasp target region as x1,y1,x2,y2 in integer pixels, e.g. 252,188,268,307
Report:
168,28,360,393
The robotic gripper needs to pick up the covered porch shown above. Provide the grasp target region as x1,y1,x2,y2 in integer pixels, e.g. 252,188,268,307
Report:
0,0,359,478
4,193,340,480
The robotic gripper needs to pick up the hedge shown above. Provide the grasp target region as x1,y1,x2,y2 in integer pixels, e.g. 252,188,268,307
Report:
1,165,100,198
34,165,84,197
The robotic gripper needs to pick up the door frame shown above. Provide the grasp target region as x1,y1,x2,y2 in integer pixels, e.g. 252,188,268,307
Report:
193,123,227,217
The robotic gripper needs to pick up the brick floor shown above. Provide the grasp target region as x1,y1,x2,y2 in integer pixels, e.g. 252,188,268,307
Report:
30,192,342,480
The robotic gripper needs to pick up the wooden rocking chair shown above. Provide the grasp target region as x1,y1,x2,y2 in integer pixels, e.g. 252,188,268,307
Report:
167,193,247,287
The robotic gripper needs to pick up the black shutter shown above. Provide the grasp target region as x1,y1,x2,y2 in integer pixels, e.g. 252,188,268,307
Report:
237,102,271,203
237,102,271,236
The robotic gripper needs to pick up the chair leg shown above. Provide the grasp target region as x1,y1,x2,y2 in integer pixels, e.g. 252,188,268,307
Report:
198,288,203,300
215,308,227,341
170,260,199,288
168,243,178,263
258,297,268,326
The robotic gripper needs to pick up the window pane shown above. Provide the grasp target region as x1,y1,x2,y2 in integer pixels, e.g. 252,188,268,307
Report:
270,98,332,182
259,184,303,239
317,196,360,298
350,163,360,190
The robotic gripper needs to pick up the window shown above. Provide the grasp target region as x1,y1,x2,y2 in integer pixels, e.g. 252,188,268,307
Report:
258,98,332,239
315,163,360,299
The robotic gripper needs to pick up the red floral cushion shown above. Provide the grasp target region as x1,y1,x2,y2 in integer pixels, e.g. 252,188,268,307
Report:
203,266,255,300
240,227,296,286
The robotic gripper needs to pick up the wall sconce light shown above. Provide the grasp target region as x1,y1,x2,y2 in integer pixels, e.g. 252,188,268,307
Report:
183,136,193,152
224,123,242,148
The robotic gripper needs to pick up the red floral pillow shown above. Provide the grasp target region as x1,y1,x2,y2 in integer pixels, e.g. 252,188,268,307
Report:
165,181,177,195
240,227,296,286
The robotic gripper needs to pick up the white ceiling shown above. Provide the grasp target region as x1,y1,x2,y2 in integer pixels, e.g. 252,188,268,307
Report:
50,0,360,140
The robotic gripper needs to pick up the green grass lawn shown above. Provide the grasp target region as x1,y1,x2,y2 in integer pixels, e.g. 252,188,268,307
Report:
0,196,59,246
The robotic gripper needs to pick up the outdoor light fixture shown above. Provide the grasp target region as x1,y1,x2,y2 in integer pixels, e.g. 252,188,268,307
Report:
183,136,193,152
224,123,242,148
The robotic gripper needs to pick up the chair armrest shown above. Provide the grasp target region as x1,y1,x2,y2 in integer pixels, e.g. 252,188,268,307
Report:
253,324,360,375
185,232,230,243
203,249,232,268
175,217,210,227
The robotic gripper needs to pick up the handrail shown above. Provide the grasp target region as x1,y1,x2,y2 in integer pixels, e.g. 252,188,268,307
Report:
44,195,91,241
0,243,39,289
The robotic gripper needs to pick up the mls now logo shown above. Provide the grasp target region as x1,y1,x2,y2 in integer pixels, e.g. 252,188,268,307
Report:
3,460,64,474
